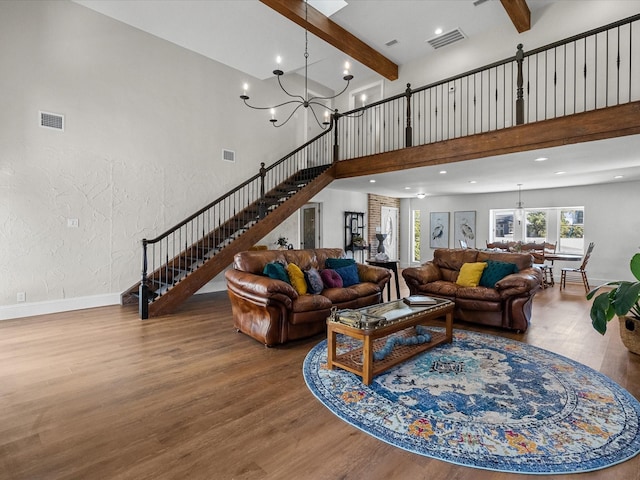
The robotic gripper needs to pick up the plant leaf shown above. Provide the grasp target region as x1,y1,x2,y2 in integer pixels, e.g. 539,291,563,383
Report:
614,282,640,316
591,291,616,335
631,253,640,282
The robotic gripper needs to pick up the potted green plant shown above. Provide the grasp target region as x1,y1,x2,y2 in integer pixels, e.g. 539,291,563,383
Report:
587,252,640,354
275,236,289,250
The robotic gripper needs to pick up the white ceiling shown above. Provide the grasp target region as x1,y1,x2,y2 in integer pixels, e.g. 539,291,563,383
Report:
73,0,640,198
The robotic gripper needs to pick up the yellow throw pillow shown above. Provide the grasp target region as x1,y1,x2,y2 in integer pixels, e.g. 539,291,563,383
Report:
456,262,487,287
286,263,307,295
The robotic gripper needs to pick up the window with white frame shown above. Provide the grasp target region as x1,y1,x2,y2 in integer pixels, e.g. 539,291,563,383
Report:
490,207,584,253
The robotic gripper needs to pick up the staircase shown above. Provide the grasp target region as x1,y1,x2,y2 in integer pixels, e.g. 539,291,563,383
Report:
123,14,640,319
121,128,336,318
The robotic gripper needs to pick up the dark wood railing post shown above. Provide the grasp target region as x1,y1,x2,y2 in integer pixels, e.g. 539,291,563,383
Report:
405,83,413,148
139,239,149,320
258,162,266,219
516,43,525,125
332,109,340,162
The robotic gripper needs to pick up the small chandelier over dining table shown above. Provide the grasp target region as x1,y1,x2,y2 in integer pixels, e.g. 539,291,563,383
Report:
239,0,353,129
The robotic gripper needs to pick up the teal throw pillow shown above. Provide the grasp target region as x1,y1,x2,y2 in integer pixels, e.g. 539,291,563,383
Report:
263,262,290,284
325,257,356,269
304,268,324,294
479,260,519,288
334,264,360,287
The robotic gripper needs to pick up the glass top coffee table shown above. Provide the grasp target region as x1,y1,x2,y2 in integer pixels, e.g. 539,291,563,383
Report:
326,297,454,385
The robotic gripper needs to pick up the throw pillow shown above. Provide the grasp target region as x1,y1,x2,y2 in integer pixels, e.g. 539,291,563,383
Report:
286,263,307,295
325,258,356,269
263,262,290,284
479,260,519,288
320,268,343,288
304,268,324,294
334,264,360,287
456,262,488,287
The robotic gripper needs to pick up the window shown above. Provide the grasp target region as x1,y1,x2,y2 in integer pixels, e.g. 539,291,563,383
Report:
525,210,547,242
559,208,584,254
490,207,584,253
412,210,421,262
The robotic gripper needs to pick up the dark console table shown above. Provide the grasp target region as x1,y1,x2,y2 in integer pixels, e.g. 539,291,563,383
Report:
365,259,400,301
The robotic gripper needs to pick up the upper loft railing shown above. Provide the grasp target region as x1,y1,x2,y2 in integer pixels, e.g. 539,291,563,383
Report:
332,13,640,160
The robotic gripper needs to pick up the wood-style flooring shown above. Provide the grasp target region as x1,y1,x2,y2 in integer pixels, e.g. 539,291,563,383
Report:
1,278,640,480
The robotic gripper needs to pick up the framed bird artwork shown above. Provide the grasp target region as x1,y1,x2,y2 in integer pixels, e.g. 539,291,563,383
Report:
430,212,449,248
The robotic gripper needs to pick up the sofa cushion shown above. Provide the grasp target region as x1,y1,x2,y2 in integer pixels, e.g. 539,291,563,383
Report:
334,264,360,287
304,268,324,294
263,262,289,283
456,286,502,303
456,262,487,287
286,263,307,295
415,280,460,297
325,257,356,269
479,260,519,288
321,269,343,288
291,293,333,313
322,286,362,303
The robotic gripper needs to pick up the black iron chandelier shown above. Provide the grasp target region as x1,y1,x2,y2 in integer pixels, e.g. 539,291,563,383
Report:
240,0,353,129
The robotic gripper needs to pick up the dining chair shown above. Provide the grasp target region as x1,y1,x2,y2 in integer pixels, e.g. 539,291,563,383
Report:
542,242,557,286
560,242,595,293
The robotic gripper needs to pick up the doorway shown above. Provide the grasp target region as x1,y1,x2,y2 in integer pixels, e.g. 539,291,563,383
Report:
301,203,321,249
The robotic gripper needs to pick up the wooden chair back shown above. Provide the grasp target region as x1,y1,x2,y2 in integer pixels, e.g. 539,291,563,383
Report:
580,242,595,270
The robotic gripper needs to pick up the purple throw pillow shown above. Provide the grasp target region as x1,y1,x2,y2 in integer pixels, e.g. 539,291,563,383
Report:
320,269,343,288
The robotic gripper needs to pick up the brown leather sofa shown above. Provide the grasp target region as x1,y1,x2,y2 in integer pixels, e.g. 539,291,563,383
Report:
402,248,543,332
225,248,391,346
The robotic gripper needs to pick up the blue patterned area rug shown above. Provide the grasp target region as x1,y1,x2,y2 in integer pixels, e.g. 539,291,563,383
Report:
303,329,640,475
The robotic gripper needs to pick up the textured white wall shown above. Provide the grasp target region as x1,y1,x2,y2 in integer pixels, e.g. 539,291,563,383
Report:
0,0,302,314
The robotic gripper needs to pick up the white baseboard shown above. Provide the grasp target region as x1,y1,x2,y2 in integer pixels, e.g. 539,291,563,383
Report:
0,293,122,320
0,284,230,321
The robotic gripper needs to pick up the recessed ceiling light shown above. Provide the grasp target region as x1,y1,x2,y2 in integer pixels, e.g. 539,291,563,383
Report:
416,193,426,199
404,186,411,190
614,175,624,179
439,170,447,174
535,157,548,162
435,28,443,35
469,180,477,184
369,179,376,183
555,171,566,175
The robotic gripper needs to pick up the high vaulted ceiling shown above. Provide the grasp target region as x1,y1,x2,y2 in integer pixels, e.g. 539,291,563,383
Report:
73,0,640,198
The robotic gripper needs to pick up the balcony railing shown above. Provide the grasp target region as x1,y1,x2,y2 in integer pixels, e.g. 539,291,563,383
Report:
333,13,640,161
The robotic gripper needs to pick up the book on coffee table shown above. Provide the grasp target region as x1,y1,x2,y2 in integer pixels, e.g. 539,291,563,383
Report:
404,295,437,306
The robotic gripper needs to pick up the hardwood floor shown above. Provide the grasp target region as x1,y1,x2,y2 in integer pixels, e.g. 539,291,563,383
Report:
2,279,640,480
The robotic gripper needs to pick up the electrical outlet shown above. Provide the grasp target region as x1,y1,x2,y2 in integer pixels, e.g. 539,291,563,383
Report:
67,218,79,228
17,292,26,302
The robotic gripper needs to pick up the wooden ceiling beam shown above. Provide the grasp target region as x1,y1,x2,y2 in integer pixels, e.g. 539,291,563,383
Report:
500,0,531,33
260,0,398,81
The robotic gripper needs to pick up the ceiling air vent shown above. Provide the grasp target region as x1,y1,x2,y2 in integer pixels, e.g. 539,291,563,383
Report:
385,39,398,47
426,28,466,50
40,111,64,131
222,149,235,163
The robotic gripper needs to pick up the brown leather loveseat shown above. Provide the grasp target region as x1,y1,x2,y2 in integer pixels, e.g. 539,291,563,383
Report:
402,248,543,332
225,248,391,346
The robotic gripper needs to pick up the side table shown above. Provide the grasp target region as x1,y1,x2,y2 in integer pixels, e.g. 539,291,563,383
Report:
365,259,400,301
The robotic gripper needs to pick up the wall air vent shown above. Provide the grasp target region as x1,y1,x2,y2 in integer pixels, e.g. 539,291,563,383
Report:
40,111,64,131
222,149,235,163
426,28,466,50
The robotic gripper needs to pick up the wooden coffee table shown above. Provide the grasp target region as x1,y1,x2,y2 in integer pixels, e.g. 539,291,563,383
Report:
326,298,454,385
